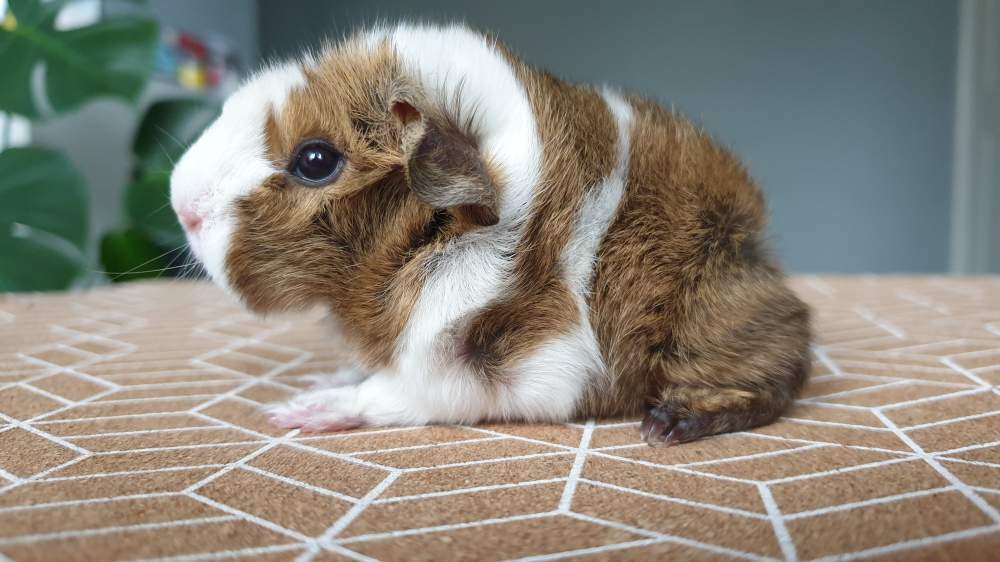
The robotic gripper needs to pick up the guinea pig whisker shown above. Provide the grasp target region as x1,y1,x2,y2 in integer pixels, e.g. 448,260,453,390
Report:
92,243,190,280
154,137,178,169
178,255,206,281
143,200,176,217
156,245,189,280
189,261,207,281
154,124,191,153
94,263,191,277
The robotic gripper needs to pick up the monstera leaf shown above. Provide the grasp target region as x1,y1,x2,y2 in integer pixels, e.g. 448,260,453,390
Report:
0,0,158,118
132,98,218,173
0,147,88,291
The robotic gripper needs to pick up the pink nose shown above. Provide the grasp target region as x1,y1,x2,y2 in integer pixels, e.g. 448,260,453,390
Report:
177,206,202,234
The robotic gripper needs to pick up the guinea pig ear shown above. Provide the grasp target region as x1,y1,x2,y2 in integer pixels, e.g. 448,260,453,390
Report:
390,99,500,228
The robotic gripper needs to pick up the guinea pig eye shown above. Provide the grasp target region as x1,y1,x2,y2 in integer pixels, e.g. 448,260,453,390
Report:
290,142,343,185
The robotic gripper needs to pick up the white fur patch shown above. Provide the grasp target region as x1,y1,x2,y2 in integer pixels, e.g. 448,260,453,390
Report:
564,88,633,297
507,87,634,420
391,23,541,220
169,61,307,291
388,24,545,419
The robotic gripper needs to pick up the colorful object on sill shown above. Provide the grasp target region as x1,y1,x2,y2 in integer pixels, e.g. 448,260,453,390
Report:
155,26,236,92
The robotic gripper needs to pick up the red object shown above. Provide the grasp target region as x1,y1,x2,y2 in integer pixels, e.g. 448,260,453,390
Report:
177,32,208,60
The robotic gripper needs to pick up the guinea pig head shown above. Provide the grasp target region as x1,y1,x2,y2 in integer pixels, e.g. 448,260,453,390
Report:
170,37,501,315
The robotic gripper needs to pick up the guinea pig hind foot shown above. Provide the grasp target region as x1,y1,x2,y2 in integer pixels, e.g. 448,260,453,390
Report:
640,385,791,447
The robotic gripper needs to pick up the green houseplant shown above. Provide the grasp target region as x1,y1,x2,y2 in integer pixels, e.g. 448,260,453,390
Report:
0,0,217,291
100,97,217,283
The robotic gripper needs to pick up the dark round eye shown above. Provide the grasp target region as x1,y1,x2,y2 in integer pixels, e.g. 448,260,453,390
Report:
291,142,343,184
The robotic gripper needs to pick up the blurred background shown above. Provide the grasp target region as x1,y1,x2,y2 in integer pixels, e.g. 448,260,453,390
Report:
1,0,997,293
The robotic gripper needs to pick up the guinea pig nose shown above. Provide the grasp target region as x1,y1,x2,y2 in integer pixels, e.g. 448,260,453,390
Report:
177,206,203,234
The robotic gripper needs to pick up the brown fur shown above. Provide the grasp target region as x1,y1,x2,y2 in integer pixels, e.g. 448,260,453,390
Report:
395,100,504,229
224,28,811,444
583,97,811,443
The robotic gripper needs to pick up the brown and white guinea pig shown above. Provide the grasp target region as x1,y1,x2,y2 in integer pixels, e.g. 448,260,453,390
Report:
170,23,812,446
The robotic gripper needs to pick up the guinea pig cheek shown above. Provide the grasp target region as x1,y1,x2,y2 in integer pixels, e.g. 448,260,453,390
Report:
177,177,269,297
195,219,235,291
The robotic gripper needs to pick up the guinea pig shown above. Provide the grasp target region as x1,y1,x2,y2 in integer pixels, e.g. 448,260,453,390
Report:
170,23,811,446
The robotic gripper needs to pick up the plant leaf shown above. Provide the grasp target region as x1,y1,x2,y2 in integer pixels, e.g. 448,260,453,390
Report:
99,227,168,283
0,0,158,118
0,146,89,291
125,98,218,249
133,98,219,174
126,171,185,248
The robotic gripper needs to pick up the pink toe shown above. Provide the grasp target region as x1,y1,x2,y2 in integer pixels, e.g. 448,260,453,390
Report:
268,416,298,429
268,410,312,429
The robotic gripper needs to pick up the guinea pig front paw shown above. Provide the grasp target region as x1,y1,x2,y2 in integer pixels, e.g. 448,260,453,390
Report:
264,388,364,433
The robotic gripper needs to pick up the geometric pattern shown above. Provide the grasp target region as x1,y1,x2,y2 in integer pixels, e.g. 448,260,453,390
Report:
1,276,998,561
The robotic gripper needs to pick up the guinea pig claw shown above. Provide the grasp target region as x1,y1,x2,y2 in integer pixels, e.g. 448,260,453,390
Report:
639,407,673,445
640,407,693,447
662,421,690,446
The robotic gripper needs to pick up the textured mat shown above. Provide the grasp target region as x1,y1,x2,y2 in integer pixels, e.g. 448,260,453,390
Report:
1,277,999,562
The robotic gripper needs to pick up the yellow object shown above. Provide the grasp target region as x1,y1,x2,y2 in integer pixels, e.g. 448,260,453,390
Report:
2,12,17,32
177,62,206,90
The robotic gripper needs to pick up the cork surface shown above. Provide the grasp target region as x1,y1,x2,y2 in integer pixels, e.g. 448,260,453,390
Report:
1,277,999,561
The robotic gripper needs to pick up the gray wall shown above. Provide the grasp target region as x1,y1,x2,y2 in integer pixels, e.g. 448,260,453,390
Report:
260,0,958,273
